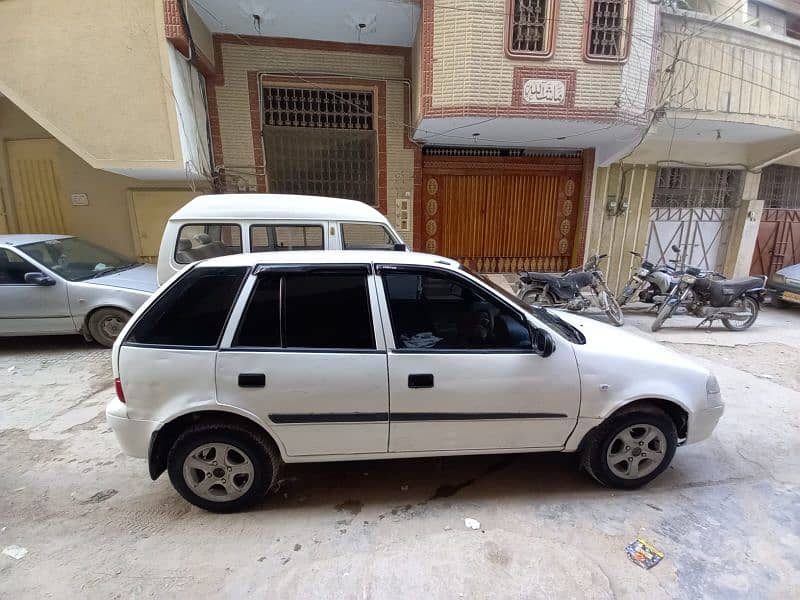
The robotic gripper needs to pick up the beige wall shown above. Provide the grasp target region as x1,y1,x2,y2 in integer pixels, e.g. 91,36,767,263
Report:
585,164,659,294
662,12,800,129
0,0,184,173
186,2,215,64
213,40,416,243
429,0,656,114
0,98,198,257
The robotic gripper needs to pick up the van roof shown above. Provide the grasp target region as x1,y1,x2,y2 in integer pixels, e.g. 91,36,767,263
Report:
169,194,391,223
199,250,461,270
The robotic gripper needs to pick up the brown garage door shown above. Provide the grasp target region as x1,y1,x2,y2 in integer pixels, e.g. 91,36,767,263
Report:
421,152,583,272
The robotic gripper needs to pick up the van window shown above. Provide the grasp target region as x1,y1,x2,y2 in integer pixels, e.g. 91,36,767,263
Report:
382,270,531,351
127,266,246,347
175,224,242,264
234,276,281,347
284,273,374,349
250,225,324,252
341,223,396,250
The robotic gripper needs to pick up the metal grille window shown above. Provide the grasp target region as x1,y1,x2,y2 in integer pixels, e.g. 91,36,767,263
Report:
653,168,743,209
262,86,377,205
585,0,631,60
508,0,555,56
758,165,800,209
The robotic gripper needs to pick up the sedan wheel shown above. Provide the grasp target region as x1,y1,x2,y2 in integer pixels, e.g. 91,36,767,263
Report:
182,443,255,502
87,307,130,347
605,425,667,480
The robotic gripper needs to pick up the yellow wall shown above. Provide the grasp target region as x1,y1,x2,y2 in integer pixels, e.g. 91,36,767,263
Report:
0,0,183,173
585,164,659,294
0,98,198,257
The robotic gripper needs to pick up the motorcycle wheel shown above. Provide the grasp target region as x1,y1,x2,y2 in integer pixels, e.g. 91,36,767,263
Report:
651,301,676,332
521,290,557,306
601,291,624,327
722,296,759,331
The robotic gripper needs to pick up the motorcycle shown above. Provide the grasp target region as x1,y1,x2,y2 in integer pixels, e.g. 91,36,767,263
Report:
651,266,767,332
618,246,682,307
516,254,624,326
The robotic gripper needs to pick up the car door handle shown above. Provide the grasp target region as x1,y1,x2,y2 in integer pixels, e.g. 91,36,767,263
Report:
408,374,434,389
238,373,266,388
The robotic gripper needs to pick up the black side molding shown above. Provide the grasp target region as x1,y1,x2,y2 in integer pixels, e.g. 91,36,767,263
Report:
238,373,266,388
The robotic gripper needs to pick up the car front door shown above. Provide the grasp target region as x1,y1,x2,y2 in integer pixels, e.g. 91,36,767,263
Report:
378,266,581,453
0,247,73,335
216,265,389,457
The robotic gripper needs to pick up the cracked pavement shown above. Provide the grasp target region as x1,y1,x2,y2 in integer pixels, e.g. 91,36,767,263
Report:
1,305,799,598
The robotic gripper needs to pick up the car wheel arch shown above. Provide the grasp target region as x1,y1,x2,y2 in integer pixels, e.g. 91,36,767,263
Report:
148,409,285,481
577,398,689,453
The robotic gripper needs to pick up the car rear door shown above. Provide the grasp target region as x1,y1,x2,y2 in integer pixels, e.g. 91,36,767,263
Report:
216,264,389,457
377,265,581,453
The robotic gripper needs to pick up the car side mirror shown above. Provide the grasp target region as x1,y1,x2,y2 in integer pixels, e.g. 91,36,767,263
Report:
24,272,56,286
530,327,555,357
393,243,407,252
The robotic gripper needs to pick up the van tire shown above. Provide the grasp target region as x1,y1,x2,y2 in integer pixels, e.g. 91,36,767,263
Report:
167,423,279,513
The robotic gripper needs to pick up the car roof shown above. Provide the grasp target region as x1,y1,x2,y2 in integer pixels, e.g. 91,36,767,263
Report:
776,263,800,277
199,250,461,270
169,194,391,223
0,234,72,246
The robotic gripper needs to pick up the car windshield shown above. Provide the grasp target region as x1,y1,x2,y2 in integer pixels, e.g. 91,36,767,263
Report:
19,237,140,282
460,265,586,345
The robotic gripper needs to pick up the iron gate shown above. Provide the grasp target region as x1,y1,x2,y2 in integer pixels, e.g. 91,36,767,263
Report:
644,168,741,272
750,165,800,278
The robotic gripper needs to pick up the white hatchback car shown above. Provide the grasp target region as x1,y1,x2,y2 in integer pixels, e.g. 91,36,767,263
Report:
107,251,724,512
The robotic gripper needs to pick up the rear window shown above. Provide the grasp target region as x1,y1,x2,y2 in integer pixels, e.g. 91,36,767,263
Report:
127,266,246,347
250,224,324,252
341,223,396,250
175,224,242,264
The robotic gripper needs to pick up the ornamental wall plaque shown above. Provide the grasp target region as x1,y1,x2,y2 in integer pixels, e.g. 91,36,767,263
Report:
565,179,575,197
560,219,571,236
425,238,437,253
562,198,573,217
426,178,438,195
426,198,438,216
425,219,437,236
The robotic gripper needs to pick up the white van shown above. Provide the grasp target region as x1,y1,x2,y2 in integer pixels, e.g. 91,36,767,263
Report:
156,193,406,284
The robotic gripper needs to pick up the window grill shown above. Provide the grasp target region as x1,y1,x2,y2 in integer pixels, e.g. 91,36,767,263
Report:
653,167,742,209
509,0,553,55
262,86,377,205
586,0,630,60
758,165,800,209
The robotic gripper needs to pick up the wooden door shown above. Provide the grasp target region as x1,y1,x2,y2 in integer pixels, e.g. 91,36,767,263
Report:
751,209,800,277
129,190,198,262
6,139,67,234
421,155,582,272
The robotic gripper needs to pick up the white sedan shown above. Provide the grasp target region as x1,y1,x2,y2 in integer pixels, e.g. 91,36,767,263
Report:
0,234,157,346
107,250,724,512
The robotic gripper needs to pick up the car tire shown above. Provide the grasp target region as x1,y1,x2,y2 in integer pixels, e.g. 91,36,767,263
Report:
167,423,279,513
87,307,131,347
582,409,677,490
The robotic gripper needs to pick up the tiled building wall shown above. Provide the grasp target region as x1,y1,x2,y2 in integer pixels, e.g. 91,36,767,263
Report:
211,38,417,245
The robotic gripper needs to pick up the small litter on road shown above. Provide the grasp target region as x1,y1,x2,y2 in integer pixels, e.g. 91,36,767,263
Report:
2,545,28,560
464,517,481,530
7,366,16,373
80,489,118,504
626,538,664,569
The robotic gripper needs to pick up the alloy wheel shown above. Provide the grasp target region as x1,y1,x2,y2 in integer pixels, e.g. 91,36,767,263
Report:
182,443,255,502
605,424,667,480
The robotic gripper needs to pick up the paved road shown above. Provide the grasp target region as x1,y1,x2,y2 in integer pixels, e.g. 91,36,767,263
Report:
1,305,799,598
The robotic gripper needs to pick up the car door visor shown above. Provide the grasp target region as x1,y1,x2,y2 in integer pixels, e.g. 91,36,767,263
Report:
254,263,372,275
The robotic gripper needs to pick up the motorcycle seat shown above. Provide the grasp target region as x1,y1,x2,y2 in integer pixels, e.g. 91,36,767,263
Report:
523,271,594,290
708,276,763,296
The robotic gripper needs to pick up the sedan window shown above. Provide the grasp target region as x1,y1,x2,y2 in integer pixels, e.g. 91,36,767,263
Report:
382,270,531,351
0,249,39,285
18,238,139,282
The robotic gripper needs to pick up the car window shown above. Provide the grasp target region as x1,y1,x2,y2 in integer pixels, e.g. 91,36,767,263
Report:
382,270,532,351
341,223,396,250
0,249,39,285
284,272,374,349
250,225,323,252
127,266,246,347
17,237,138,282
234,276,281,347
175,224,242,264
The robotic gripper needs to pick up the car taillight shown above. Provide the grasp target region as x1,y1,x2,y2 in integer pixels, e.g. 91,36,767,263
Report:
114,377,126,404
